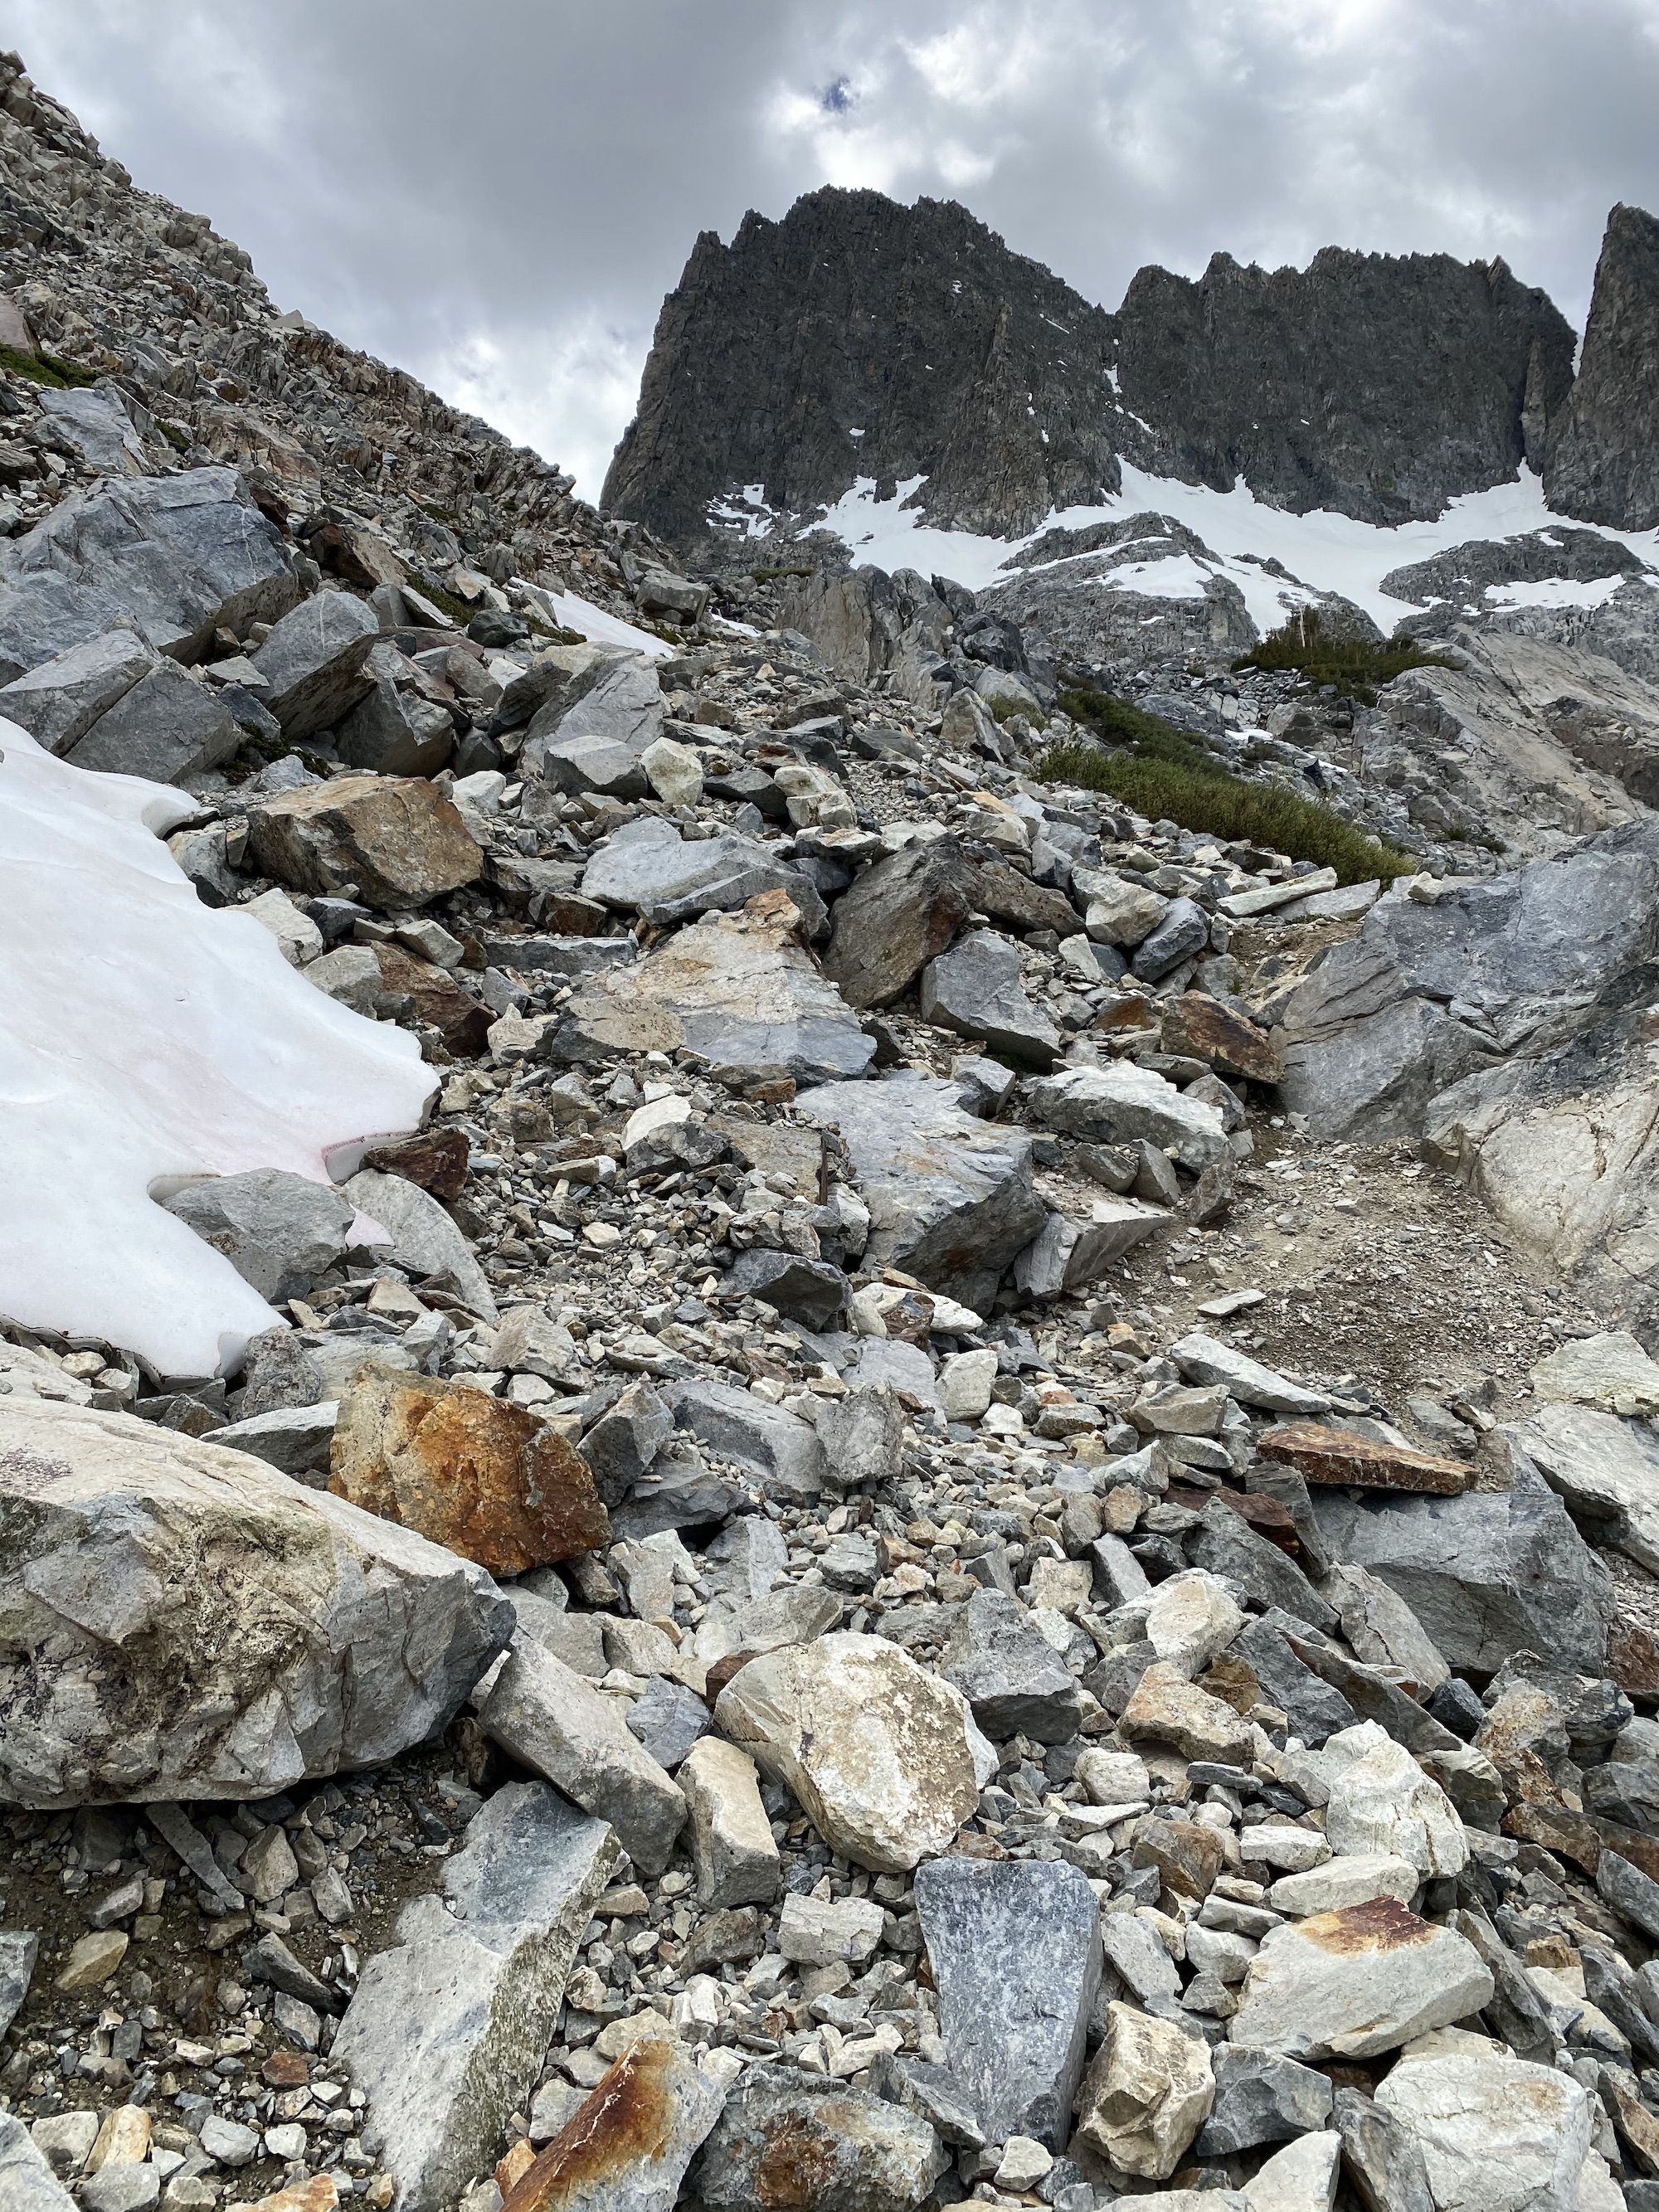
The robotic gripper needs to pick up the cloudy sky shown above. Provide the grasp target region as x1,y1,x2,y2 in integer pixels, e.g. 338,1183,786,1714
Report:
9,0,1659,503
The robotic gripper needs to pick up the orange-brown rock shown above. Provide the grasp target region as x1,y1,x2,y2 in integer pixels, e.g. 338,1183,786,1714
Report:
330,1369,608,1575
247,773,482,911
1258,1421,1474,1496
229,2180,338,2212
361,1126,470,1203
1160,991,1283,1082
373,944,492,1057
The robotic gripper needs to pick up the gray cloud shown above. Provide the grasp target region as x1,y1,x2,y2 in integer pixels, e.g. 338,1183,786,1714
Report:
7,0,1659,499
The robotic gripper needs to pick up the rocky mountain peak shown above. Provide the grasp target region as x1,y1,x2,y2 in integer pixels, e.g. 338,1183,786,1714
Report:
605,186,1579,550
1546,201,1659,527
602,185,1127,544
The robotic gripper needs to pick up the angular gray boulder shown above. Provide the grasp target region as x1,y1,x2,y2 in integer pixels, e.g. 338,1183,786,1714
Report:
913,1857,1100,2150
0,1398,512,1807
250,588,381,737
333,1781,620,2212
798,1072,1048,1312
0,466,299,682
1310,1456,1614,1676
919,931,1060,1067
693,2069,946,2210
160,1169,355,1304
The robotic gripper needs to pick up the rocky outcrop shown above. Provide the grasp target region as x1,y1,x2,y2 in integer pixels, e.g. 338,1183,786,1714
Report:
603,188,1126,544
1112,246,1574,524
1547,204,1659,527
605,187,1575,547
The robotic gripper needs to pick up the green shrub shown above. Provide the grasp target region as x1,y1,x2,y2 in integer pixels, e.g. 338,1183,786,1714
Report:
1233,608,1450,704
1036,737,1413,886
0,343,101,390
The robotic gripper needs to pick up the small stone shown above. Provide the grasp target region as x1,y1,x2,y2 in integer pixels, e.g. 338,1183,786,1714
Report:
995,2137,1053,2191
679,1738,781,1909
200,2116,261,2167
778,1893,886,1966
56,1928,127,1989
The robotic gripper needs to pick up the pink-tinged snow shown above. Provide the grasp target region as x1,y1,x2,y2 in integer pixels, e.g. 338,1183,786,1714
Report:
0,724,435,1378
722,468,1659,634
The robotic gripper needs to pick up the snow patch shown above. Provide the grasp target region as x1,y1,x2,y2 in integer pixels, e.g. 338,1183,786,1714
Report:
1482,574,1632,611
726,464,1659,634
537,586,673,659
0,725,435,1377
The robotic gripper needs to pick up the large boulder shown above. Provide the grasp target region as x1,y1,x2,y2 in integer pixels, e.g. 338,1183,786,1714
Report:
1506,1398,1659,1573
159,1169,354,1304
247,772,483,911
333,1782,620,2212
713,1631,995,1872
1228,1903,1493,2060
342,1168,499,1321
523,646,664,755
330,1368,609,1575
797,1072,1048,1312
249,589,381,737
0,466,299,682
581,815,827,934
555,893,873,1087
1277,821,1659,1139
62,655,244,782
919,931,1061,1067
913,1858,1100,2150
1023,1062,1228,1169
1372,2028,1591,2212
1309,1457,1615,1676
822,839,974,1009
0,1398,512,1807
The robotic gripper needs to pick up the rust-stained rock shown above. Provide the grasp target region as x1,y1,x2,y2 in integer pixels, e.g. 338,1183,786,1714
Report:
1132,1816,1225,1901
330,1369,608,1575
1258,1422,1475,1497
231,2181,338,2212
1161,989,1284,1081
361,1126,470,1203
1229,1899,1493,2059
373,944,493,1057
247,773,483,911
502,2032,725,2212
692,2068,948,2210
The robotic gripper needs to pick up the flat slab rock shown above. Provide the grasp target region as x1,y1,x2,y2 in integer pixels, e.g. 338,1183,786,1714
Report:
558,894,873,1086
335,1782,620,2212
0,1397,511,1808
1228,1898,1493,2060
1259,1422,1474,1497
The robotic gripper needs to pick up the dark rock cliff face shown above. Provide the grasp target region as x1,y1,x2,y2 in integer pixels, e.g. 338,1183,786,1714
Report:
1114,247,1575,524
601,188,1128,544
1546,204,1659,529
604,188,1578,546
